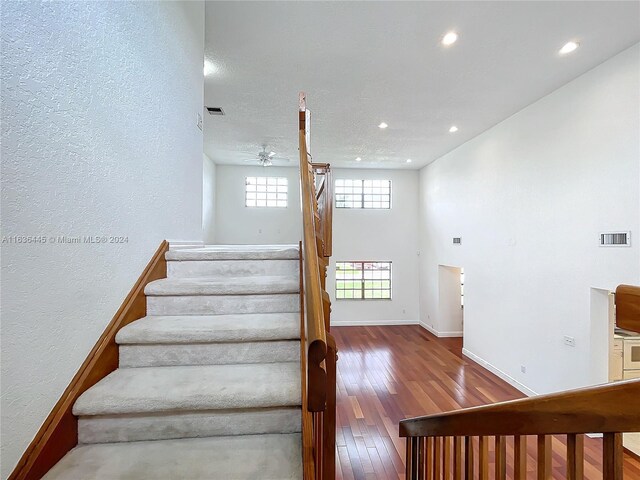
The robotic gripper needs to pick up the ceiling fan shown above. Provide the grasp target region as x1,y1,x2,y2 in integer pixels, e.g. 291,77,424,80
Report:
242,147,290,167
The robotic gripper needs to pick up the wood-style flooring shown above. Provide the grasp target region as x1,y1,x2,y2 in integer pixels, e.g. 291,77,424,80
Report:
333,325,640,480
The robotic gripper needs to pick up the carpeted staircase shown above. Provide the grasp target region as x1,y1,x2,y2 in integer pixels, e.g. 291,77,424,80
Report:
44,245,303,480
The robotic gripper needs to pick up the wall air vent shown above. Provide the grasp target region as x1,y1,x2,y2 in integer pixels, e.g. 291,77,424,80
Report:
206,107,225,116
453,237,462,245
600,232,630,247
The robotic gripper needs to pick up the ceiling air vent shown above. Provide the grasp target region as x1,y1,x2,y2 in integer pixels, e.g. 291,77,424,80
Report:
453,237,462,245
600,232,630,247
206,107,225,116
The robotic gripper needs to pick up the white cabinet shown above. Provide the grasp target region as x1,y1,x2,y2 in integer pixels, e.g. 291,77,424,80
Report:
609,339,624,381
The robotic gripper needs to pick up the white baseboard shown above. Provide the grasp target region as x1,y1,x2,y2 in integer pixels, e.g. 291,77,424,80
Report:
331,319,419,327
462,348,538,397
418,321,463,338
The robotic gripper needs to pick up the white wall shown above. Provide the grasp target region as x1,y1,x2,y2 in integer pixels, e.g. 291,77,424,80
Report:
0,2,205,476
329,169,420,326
215,165,302,244
203,153,217,243
418,44,640,396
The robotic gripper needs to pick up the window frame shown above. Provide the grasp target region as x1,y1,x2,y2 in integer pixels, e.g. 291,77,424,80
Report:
334,179,392,209
244,176,288,208
335,261,392,300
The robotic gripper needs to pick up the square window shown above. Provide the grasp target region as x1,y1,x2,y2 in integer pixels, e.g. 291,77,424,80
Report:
335,261,392,300
245,177,288,207
335,179,391,209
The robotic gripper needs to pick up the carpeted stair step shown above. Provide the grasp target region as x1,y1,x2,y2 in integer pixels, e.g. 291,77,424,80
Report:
167,258,299,279
78,407,301,444
145,276,300,316
74,363,301,444
74,363,300,416
144,276,299,296
166,244,299,261
116,313,300,343
116,313,301,367
43,433,302,479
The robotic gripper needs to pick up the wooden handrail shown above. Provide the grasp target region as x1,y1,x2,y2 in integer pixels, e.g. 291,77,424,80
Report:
401,285,640,480
400,379,640,437
298,92,336,480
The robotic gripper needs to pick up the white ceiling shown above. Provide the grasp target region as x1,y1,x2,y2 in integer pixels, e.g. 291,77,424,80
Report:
203,1,640,169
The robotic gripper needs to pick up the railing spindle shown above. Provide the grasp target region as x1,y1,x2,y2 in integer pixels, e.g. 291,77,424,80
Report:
603,433,623,480
418,437,426,480
434,437,442,479
479,436,489,480
406,437,418,480
443,437,452,480
566,433,584,480
495,436,506,480
426,437,434,480
514,435,527,480
453,437,463,480
464,436,474,479
537,435,552,480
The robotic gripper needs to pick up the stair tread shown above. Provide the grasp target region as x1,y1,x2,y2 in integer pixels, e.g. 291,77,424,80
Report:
43,434,302,480
73,363,301,416
116,313,300,344
145,276,299,296
166,244,299,261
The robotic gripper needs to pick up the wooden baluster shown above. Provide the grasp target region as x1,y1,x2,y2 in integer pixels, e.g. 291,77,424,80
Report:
495,436,506,480
514,435,527,480
479,436,489,480
418,437,426,480
464,437,474,480
443,437,452,480
537,435,551,480
407,437,419,480
434,437,442,479
426,437,434,480
566,433,584,480
453,437,463,480
603,433,623,480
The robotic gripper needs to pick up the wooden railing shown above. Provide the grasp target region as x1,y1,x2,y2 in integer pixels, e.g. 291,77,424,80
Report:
298,92,336,480
400,285,640,480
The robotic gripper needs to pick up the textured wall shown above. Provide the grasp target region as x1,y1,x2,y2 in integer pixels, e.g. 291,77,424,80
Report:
418,44,640,396
0,2,204,476
203,153,217,243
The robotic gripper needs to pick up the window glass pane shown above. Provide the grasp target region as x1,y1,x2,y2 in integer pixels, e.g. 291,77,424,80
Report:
335,261,391,300
335,179,390,209
245,177,287,207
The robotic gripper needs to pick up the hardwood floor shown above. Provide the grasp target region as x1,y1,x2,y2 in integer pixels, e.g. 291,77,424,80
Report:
333,325,640,480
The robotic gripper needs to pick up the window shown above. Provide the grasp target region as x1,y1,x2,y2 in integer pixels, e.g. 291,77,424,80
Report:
335,179,391,209
335,261,392,299
245,177,288,207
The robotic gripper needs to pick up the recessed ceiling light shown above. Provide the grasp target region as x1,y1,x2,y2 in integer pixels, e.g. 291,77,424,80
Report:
355,157,362,162
559,41,579,55
378,122,388,129
449,126,459,133
442,31,458,46
406,159,412,163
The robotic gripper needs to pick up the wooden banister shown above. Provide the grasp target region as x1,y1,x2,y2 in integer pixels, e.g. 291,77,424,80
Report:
400,379,640,437
298,92,336,480
400,284,640,480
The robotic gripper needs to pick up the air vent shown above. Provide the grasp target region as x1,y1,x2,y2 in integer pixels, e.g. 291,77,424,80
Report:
600,232,630,247
206,107,225,116
453,237,462,245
